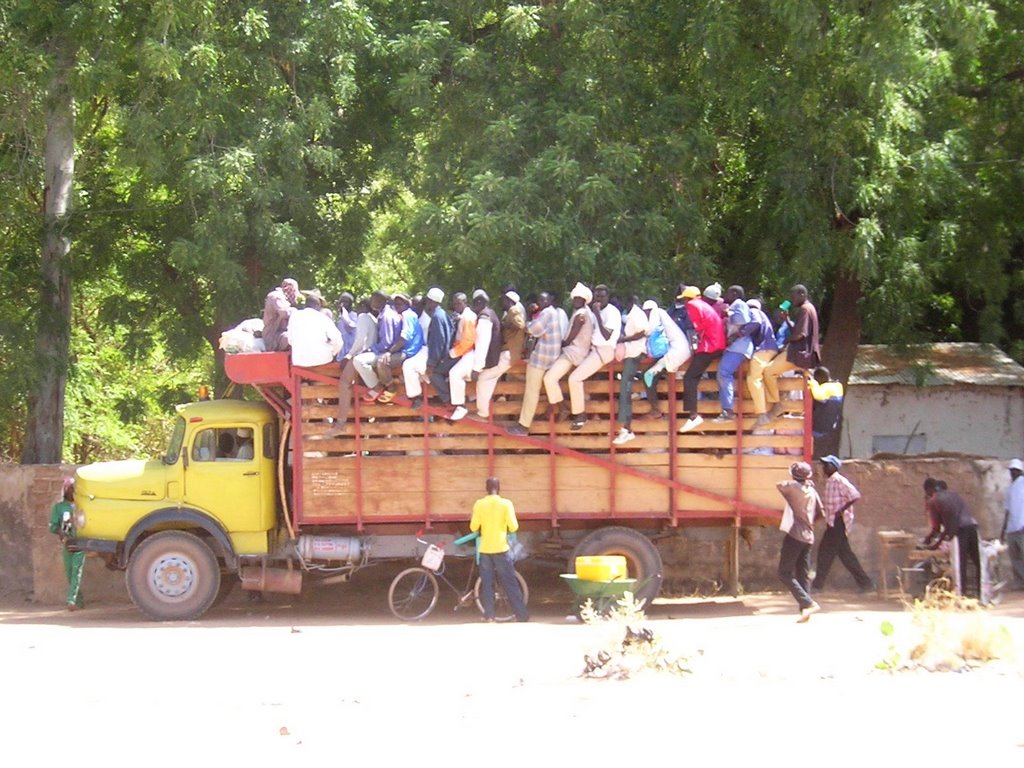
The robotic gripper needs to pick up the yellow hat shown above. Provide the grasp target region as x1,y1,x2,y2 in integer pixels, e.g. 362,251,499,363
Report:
677,285,701,300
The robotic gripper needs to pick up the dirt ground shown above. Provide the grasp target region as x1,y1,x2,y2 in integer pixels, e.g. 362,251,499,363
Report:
2,565,1023,764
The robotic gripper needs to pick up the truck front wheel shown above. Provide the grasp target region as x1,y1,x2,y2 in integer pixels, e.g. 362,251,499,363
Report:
127,531,222,621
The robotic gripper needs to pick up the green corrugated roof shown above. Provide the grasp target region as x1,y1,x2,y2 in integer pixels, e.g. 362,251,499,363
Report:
849,343,1024,387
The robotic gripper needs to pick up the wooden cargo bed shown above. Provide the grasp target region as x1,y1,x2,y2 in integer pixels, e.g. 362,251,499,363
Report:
275,356,810,530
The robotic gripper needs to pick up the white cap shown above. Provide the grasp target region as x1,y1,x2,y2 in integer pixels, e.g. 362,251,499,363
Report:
642,300,658,311
426,287,445,303
504,290,520,304
472,289,489,302
570,281,593,303
1010,458,1024,471
747,298,762,310
703,282,722,301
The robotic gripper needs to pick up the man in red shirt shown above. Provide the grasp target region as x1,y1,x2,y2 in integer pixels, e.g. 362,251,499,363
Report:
678,285,726,433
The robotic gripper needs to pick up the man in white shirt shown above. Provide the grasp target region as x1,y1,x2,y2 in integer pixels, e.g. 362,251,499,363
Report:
613,295,650,445
450,290,498,421
474,291,525,420
567,284,621,430
430,292,477,406
1002,458,1024,590
543,282,594,422
642,298,693,417
289,292,343,368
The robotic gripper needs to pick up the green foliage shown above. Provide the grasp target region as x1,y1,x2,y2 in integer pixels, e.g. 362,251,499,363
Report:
876,619,901,671
2,0,1024,461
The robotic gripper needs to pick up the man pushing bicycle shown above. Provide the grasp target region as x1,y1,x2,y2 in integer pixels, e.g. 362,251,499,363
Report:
470,477,530,623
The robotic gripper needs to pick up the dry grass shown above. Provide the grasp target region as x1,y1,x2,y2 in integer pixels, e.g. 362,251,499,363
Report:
901,580,1015,672
579,592,691,679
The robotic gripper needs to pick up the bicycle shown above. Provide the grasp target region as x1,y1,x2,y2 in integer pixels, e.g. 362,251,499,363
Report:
387,534,529,622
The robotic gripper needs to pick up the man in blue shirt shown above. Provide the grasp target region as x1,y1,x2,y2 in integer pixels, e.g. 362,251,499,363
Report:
405,287,453,409
376,293,424,404
714,285,758,424
355,294,404,402
745,297,780,426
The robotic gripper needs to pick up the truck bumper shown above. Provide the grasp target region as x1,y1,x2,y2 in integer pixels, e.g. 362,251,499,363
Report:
66,537,120,556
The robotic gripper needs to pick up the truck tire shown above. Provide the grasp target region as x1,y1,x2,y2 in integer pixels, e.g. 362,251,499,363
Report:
570,527,663,609
126,531,222,621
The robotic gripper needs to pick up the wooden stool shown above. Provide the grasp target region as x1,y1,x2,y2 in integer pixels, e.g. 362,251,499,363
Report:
877,531,916,598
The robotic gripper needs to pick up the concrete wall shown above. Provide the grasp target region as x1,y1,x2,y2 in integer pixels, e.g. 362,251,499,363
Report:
841,385,1024,459
2,458,1018,605
661,456,1015,593
0,464,125,605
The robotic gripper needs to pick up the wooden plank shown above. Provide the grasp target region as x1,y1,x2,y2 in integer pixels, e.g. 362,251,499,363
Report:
300,431,804,456
294,363,805,526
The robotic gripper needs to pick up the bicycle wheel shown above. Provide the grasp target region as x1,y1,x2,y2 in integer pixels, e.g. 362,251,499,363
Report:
474,572,529,622
388,567,440,621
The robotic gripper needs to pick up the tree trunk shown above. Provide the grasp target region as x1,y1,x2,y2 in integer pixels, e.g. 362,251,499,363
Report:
22,42,75,464
817,271,862,458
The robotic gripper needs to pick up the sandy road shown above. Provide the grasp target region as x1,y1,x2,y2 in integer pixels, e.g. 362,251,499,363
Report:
2,578,1023,765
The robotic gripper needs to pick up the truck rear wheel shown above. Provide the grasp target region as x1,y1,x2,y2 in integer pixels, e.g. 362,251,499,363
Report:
570,527,663,609
127,531,222,621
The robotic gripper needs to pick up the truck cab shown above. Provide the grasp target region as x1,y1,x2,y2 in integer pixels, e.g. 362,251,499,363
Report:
71,399,280,619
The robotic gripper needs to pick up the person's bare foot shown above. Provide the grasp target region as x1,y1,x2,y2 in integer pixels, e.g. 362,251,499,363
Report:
796,601,821,623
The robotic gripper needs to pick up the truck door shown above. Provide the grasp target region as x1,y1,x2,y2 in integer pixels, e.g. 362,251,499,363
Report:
185,426,263,531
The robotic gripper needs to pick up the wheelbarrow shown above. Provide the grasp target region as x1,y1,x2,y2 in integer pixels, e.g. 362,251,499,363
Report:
560,573,640,617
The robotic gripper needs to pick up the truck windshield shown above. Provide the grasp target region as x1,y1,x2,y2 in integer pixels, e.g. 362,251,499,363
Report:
164,417,186,465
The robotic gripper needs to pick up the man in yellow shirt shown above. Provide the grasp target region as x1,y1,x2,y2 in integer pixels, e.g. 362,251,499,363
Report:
470,477,529,622
807,366,844,439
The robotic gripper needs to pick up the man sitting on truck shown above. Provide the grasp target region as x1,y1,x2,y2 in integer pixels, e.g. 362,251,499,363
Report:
430,292,477,407
567,284,621,431
375,293,424,405
542,282,594,423
356,293,404,403
405,287,452,409
289,291,343,368
677,284,726,434
472,290,525,421
324,292,383,437
641,299,691,418
507,291,563,435
450,290,501,421
262,277,300,352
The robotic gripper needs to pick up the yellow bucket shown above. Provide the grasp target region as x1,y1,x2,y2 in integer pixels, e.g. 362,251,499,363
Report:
575,555,628,582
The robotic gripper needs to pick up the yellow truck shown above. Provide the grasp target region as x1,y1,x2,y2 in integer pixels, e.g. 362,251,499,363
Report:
70,351,808,620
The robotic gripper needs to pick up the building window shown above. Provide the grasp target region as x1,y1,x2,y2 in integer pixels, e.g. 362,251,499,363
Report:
872,434,927,455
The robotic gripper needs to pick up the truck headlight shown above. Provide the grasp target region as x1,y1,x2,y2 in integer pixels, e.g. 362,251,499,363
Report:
74,510,86,530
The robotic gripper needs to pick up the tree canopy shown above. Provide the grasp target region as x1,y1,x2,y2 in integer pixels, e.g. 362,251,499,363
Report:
1,0,1022,462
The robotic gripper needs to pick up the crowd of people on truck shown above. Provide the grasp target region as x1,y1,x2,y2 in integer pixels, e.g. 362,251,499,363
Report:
228,274,826,445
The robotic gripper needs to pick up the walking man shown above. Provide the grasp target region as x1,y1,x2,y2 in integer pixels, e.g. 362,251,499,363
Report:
776,461,823,622
1001,458,1024,590
470,477,529,622
812,455,874,593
